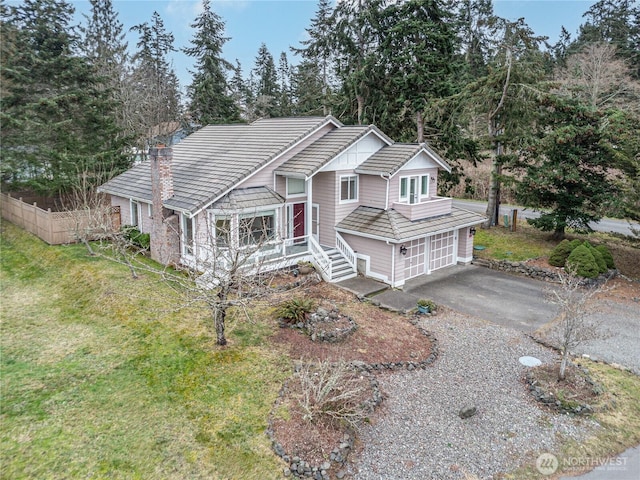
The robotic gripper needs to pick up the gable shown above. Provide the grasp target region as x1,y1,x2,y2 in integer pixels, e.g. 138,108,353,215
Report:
319,130,389,173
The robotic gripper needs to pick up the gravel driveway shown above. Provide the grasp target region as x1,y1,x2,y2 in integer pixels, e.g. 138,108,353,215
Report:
353,311,598,480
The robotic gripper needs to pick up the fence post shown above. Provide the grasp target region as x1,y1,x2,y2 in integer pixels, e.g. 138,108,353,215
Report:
48,208,53,243
19,197,24,228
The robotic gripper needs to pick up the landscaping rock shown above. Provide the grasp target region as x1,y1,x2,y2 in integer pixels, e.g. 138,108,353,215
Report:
458,405,477,419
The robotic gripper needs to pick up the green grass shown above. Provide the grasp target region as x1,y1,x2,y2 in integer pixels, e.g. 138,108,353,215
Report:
0,222,289,479
473,223,557,261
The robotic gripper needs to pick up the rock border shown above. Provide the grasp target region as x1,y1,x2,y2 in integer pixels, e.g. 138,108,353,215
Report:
267,318,439,479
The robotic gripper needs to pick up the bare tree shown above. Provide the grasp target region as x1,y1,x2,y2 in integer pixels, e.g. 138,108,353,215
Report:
543,272,609,380
557,42,640,112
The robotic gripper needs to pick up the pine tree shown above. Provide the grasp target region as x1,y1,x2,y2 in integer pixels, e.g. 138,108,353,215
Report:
277,52,293,116
292,0,335,115
515,95,623,239
131,11,181,147
0,0,129,195
251,43,279,118
183,0,238,126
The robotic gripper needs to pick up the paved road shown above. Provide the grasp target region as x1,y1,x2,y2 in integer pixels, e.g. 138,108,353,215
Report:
453,199,640,237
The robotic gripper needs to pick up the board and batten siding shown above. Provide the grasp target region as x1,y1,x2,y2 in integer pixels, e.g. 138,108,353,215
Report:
320,133,386,172
358,174,387,209
312,171,337,247
237,123,336,190
341,232,394,284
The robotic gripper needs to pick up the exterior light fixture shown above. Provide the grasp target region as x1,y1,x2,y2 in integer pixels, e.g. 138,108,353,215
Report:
470,227,477,236
400,244,407,255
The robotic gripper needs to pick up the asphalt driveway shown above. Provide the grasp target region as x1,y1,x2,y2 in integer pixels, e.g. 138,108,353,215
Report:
401,264,559,332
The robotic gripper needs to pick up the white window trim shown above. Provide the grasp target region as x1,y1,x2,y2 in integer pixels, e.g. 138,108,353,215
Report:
130,200,140,227
181,214,195,257
399,174,430,204
286,177,306,198
339,174,359,204
211,209,280,250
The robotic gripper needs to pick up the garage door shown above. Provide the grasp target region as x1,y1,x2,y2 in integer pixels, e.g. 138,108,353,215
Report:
404,238,426,280
430,231,457,271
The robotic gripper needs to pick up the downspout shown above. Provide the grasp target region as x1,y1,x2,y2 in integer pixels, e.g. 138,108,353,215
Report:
306,176,312,243
387,240,395,287
380,173,390,210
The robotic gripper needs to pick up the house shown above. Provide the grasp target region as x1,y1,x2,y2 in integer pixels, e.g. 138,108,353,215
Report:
98,116,485,288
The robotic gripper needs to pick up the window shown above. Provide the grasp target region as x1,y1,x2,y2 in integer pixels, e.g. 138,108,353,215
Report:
147,203,153,217
215,216,231,247
130,200,140,227
421,175,429,197
182,214,194,255
239,211,275,246
287,177,306,196
399,175,429,203
340,175,358,202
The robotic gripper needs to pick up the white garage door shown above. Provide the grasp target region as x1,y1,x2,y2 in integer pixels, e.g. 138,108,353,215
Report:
403,238,426,280
430,231,457,271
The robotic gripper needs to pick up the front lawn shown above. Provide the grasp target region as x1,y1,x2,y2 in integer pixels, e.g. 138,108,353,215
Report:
0,222,289,479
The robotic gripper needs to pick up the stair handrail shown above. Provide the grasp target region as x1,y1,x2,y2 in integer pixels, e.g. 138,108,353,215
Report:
308,235,332,281
335,232,356,269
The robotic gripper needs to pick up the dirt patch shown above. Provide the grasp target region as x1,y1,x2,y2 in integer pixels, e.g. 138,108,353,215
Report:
271,283,432,364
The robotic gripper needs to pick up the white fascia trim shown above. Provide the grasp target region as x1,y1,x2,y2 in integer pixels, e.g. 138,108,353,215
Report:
191,117,340,218
335,227,395,244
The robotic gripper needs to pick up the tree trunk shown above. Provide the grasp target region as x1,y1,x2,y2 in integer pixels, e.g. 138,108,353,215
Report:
485,141,502,227
559,349,569,380
214,306,227,346
356,93,364,125
416,110,424,143
552,226,565,241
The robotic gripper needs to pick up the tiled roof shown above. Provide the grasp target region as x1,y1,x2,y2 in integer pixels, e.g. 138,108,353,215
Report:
275,126,373,178
99,116,339,214
336,206,486,242
355,143,451,176
211,186,285,211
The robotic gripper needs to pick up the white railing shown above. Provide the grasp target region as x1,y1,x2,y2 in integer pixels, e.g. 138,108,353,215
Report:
308,235,332,281
335,232,356,269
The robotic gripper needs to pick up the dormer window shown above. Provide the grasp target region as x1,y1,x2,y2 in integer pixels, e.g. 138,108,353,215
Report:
400,175,429,204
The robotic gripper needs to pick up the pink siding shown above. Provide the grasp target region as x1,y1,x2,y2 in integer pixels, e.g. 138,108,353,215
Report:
359,175,387,209
334,170,360,225
457,227,474,262
111,196,131,225
392,197,452,221
275,175,286,197
238,123,336,189
341,233,394,283
139,202,153,233
312,172,336,246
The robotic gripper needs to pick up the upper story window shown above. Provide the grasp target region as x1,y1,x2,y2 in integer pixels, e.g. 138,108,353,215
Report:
340,175,358,203
399,175,430,204
287,177,306,196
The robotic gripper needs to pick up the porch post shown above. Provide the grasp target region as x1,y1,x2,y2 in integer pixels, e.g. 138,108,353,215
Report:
306,177,313,243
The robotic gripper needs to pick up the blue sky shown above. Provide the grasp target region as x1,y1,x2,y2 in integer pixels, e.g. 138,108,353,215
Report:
64,0,597,90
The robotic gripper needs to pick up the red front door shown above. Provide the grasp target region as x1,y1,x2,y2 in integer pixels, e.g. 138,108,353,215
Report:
293,203,305,241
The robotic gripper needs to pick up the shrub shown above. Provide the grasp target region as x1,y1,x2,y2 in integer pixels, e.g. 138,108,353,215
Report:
277,298,316,324
566,245,600,278
295,361,371,430
122,226,151,251
549,239,573,267
585,242,607,274
595,245,615,269
569,239,583,251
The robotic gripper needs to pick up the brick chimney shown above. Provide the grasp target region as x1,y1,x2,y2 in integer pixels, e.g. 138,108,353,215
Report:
150,146,178,264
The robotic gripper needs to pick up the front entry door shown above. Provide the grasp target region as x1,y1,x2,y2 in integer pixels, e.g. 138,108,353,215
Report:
292,202,305,242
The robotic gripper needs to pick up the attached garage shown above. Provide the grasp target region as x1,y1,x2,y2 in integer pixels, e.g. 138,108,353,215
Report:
429,231,457,272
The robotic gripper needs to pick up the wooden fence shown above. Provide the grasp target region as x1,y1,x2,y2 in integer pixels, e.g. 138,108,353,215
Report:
0,193,120,245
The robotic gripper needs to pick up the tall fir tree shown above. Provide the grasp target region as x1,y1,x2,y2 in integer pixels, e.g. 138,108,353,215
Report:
292,0,335,115
183,0,238,126
277,52,293,116
0,0,129,195
251,43,279,118
131,11,181,147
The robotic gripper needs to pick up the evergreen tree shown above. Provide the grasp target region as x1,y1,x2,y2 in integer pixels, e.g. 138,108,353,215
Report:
131,11,181,147
515,95,623,239
183,0,238,126
251,43,279,118
290,60,326,116
277,52,293,116
0,0,129,195
292,0,335,115
229,59,251,121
